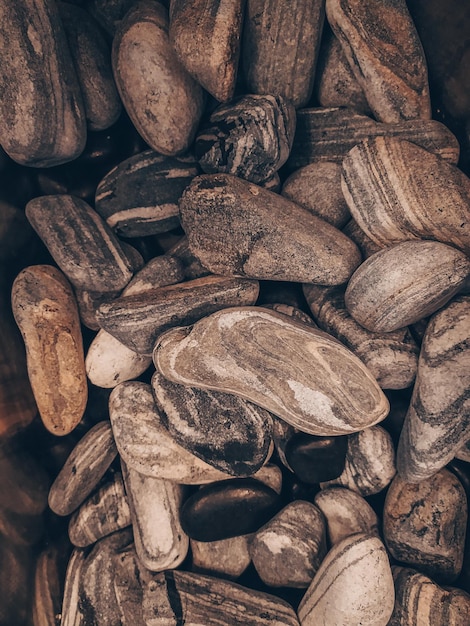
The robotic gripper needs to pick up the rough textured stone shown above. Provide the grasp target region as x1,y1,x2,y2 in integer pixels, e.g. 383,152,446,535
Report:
154,306,389,436
383,469,467,583
191,535,252,580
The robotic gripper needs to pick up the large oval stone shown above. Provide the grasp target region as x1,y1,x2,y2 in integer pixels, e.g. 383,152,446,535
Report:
179,173,361,285
180,478,282,542
154,306,389,436
152,370,273,476
383,469,467,583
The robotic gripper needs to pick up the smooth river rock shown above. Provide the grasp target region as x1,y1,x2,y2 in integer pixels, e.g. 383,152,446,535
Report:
151,370,273,477
396,296,470,483
341,136,470,254
344,240,470,333
179,173,361,285
325,0,431,123
297,533,395,625
383,469,467,583
284,432,348,483
153,306,390,436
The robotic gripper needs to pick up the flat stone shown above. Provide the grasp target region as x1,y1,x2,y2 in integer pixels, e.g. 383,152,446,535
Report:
142,570,300,625
298,533,395,625
281,161,351,228
97,274,260,355
345,240,470,333
250,500,327,588
153,306,389,436
285,432,348,484
389,565,470,626
304,283,419,389
341,136,470,255
169,0,244,102
95,150,200,237
179,173,362,285
325,0,431,123
11,265,87,436
397,296,470,483
48,421,118,516
195,94,296,184
121,462,188,572
180,477,282,542
314,487,379,545
68,472,131,548
320,425,396,496
109,381,231,484
241,0,325,108
151,370,273,477
287,108,459,170
112,2,204,155
383,469,467,583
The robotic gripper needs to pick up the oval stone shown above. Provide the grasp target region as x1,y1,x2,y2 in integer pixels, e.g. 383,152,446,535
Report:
151,370,273,477
153,306,389,436
285,432,348,484
179,173,361,285
383,469,467,583
344,240,470,332
180,478,282,542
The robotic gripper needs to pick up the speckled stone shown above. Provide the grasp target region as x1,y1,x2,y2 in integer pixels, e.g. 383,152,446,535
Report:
281,161,351,228
341,136,470,255
325,0,431,123
180,478,282,542
314,487,379,545
109,381,231,484
285,432,348,484
383,469,467,583
250,500,327,588
344,240,470,333
151,370,273,477
153,306,389,436
298,533,395,625
195,94,296,184
389,565,470,626
179,173,362,285
320,425,396,496
396,296,470,483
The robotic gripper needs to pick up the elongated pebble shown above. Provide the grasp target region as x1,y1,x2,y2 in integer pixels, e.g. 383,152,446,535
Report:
121,462,188,572
11,265,87,436
113,547,148,626
151,370,273,477
287,107,460,169
314,487,379,545
109,382,232,484
342,136,470,254
389,565,470,626
112,2,204,155
97,275,260,355
154,306,389,436
68,472,131,548
191,535,252,580
25,194,133,293
320,425,396,495
60,549,86,626
326,0,431,123
0,0,86,167
48,421,118,516
345,240,470,333
169,0,244,102
250,500,327,588
95,150,200,237
383,469,467,583
304,283,419,389
179,174,361,285
142,570,300,625
298,533,395,625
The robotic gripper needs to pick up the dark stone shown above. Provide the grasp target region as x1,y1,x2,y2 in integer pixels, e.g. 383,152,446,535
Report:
180,478,282,542
285,433,348,484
